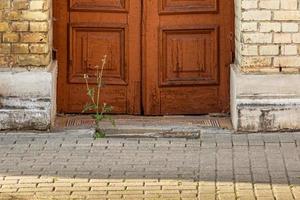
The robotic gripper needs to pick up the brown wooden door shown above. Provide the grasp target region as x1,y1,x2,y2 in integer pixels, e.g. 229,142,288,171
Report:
54,0,142,114
54,0,233,115
142,0,234,115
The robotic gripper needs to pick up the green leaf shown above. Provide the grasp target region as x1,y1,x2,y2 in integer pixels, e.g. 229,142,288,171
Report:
87,88,95,98
102,103,113,113
95,114,104,122
82,103,96,113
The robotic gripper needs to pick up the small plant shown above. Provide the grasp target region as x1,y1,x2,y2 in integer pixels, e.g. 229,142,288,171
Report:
83,55,115,139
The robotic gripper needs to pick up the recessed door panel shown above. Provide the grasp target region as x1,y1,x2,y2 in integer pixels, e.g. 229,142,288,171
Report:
69,25,127,85
160,0,218,13
160,26,219,86
70,0,127,11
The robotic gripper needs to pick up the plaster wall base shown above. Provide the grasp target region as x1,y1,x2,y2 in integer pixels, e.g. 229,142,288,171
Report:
0,62,57,130
231,65,300,132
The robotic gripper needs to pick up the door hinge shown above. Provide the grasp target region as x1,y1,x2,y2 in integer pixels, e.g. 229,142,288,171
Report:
52,48,57,60
229,32,235,63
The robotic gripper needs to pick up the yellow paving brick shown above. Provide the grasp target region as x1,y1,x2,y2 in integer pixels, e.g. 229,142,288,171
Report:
274,192,294,200
38,182,72,187
145,190,180,194
199,186,216,193
254,184,272,190
127,185,161,190
0,180,18,184
162,185,196,190
199,194,215,199
255,190,273,197
108,190,144,195
17,183,37,188
217,186,235,193
0,188,18,192
73,191,107,196
106,194,123,199
90,179,124,183
18,187,53,192
238,194,256,200
73,182,107,187
19,178,53,184
236,183,253,190
54,186,90,191
55,178,89,183
91,186,125,191
218,193,236,200
256,197,275,200
108,182,143,186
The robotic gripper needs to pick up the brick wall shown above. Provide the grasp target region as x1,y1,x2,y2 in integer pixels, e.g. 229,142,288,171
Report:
235,0,300,73
0,0,51,68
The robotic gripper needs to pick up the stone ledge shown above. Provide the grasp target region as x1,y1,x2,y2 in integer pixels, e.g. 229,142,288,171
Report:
231,65,300,132
0,108,51,130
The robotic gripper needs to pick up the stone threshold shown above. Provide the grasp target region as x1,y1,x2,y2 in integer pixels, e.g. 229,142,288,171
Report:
53,115,233,138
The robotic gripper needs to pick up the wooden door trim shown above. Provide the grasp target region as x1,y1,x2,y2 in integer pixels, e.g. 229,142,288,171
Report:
53,0,68,113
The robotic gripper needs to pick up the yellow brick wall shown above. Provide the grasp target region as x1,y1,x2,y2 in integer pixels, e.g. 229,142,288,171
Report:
0,0,51,68
235,0,300,73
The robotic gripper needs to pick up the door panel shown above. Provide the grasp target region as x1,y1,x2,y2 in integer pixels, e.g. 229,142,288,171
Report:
160,0,218,13
143,0,233,115
70,0,127,12
54,0,141,114
159,25,219,86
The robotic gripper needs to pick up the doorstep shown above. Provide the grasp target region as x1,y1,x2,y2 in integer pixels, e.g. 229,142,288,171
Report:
53,115,233,138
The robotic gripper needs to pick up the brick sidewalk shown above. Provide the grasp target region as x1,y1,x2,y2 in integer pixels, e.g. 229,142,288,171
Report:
0,130,300,199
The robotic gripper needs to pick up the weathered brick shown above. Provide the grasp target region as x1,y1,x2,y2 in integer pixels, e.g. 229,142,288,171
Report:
0,22,9,32
20,33,47,43
12,44,29,54
3,33,19,43
11,22,29,32
0,44,11,54
30,22,48,32
259,45,279,56
29,44,49,53
21,11,48,21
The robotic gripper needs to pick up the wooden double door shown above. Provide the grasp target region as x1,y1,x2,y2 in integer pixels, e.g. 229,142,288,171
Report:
54,0,234,115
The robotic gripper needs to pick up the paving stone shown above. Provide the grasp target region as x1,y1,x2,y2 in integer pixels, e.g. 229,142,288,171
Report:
0,131,299,199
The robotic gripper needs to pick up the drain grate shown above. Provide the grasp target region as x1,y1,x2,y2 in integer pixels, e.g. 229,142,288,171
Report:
66,118,95,127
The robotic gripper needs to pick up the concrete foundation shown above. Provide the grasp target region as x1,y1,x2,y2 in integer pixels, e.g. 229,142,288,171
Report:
0,62,57,130
231,65,300,132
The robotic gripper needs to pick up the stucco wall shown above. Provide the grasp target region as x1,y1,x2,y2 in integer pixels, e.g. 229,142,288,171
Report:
0,0,51,69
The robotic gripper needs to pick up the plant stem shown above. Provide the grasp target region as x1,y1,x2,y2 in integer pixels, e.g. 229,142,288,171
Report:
95,55,107,133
